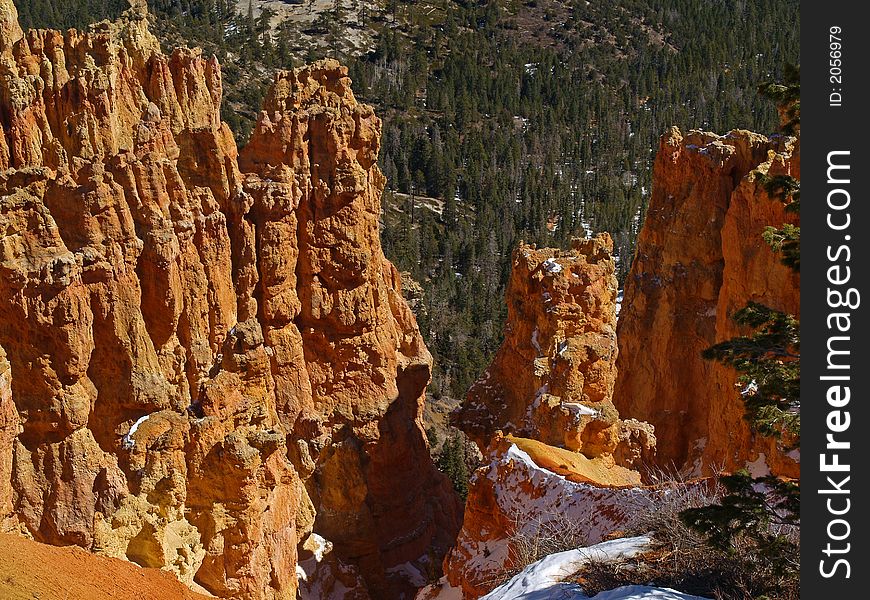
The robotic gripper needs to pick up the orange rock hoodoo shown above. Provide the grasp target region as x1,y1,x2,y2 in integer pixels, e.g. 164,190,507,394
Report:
614,127,800,477
0,2,460,599
454,234,655,469
438,235,657,599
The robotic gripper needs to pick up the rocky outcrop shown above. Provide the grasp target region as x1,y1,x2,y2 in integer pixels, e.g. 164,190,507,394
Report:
454,234,654,469
0,2,459,599
441,235,657,599
614,128,800,477
428,436,661,599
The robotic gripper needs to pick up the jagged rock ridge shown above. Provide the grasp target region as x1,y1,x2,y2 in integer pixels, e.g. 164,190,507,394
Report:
0,2,460,598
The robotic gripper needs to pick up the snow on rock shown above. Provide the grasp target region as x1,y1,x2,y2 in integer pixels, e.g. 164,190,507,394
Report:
531,327,543,356
416,577,464,600
297,532,368,599
432,534,713,600
590,586,711,600
561,401,597,419
386,561,427,588
746,453,771,478
481,536,651,600
542,258,563,274
481,537,712,600
121,414,151,449
442,441,662,598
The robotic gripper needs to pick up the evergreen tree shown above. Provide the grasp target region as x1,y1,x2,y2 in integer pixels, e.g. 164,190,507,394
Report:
437,433,470,500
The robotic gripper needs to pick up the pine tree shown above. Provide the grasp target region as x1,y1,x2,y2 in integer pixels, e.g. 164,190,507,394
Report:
437,433,469,500
701,302,799,446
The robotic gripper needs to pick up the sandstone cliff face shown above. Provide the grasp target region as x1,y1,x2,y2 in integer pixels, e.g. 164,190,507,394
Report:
454,234,654,469
0,2,459,598
0,346,15,528
614,127,800,477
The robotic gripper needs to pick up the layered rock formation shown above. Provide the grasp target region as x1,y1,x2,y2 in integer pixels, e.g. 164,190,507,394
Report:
454,234,654,469
614,128,800,477
0,2,459,598
439,235,657,599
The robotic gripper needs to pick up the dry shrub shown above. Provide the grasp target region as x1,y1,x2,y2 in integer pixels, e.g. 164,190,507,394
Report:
507,507,594,572
481,506,594,591
479,466,799,599
578,466,800,600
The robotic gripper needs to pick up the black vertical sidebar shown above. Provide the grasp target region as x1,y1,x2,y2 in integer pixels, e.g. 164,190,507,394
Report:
801,2,869,597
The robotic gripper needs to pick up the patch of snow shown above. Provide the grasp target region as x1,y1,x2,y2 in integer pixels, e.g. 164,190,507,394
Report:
308,533,329,562
483,535,712,599
531,328,543,356
481,536,656,600
562,401,598,419
542,258,563,274
787,448,801,463
531,384,549,408
591,586,712,599
615,290,624,317
297,533,355,599
686,437,708,478
504,444,539,470
386,561,426,588
746,453,771,478
740,380,758,397
415,576,464,600
122,414,151,449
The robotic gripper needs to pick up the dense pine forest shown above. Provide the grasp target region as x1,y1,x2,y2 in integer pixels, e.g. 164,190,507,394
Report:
15,0,800,417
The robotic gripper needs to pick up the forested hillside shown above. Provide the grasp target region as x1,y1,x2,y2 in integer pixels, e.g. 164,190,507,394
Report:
14,0,799,411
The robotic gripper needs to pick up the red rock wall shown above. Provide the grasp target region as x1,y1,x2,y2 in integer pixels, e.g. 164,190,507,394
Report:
0,2,459,598
614,127,800,477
